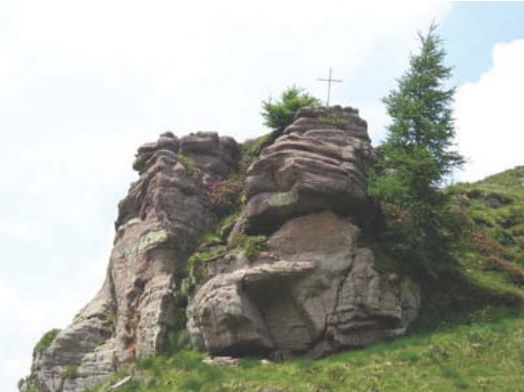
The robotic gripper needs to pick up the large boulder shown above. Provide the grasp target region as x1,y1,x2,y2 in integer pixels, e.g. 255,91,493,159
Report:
24,132,238,392
187,212,420,359
237,106,377,234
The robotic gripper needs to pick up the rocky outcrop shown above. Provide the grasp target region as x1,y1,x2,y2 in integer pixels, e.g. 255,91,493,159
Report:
24,132,238,392
23,106,421,392
237,106,377,234
187,212,420,358
187,106,420,358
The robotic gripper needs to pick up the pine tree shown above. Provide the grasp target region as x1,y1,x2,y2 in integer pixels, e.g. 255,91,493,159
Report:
369,25,464,265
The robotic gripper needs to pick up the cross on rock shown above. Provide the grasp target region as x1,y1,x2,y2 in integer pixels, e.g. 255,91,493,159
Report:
317,67,343,106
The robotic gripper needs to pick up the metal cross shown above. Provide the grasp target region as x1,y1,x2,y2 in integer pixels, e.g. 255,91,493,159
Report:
317,67,343,106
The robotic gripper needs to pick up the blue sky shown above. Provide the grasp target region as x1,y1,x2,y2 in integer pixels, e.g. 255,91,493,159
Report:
0,2,523,391
442,2,523,85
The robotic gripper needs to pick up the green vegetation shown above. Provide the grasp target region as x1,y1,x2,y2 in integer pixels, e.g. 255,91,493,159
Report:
368,25,465,274
449,166,524,289
177,153,197,175
88,306,523,392
239,132,272,172
228,231,267,261
206,175,244,218
105,312,117,323
32,328,61,358
94,163,522,391
62,364,78,380
261,86,320,134
164,329,192,354
17,376,37,392
63,364,78,379
186,229,267,287
85,29,523,392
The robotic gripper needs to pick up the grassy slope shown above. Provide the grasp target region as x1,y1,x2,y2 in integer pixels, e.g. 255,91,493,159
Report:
92,307,523,392
89,167,524,392
449,166,524,295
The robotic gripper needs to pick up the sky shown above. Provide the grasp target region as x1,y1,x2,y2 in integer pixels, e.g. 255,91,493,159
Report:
0,1,523,391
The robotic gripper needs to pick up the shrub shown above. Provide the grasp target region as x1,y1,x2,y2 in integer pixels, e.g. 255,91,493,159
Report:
206,175,244,217
33,328,61,358
62,364,78,379
261,86,321,134
229,232,267,261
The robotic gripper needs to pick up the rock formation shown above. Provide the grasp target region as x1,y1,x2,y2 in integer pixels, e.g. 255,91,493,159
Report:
187,107,420,358
22,132,238,392
188,212,420,358
237,106,376,234
22,106,421,392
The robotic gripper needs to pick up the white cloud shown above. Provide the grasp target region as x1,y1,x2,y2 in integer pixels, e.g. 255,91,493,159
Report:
454,39,524,182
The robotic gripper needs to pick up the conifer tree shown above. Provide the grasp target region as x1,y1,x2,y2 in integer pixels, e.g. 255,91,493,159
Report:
369,25,464,264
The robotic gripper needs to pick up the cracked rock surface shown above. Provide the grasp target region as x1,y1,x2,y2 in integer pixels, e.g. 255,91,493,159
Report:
187,107,420,359
23,106,421,392
187,212,420,358
24,132,237,392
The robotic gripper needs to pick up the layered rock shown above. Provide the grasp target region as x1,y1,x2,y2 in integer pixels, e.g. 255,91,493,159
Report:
24,132,238,392
187,107,420,358
237,105,376,234
23,106,422,392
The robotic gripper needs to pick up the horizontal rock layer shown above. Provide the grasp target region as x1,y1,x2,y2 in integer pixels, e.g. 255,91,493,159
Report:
238,106,376,234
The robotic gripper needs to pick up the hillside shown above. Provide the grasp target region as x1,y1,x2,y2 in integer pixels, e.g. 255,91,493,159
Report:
20,108,523,392
82,166,523,392
450,166,524,293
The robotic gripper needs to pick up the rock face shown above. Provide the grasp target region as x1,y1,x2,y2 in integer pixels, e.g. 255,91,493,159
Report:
24,132,238,392
187,106,420,358
187,212,420,358
237,106,376,234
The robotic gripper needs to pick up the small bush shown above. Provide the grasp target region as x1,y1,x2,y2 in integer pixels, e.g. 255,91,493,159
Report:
165,329,191,354
261,86,321,134
229,232,267,261
62,364,78,379
33,328,61,358
206,175,244,217
239,133,272,172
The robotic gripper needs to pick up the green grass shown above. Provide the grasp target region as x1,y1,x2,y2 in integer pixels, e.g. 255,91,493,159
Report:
90,306,523,392
449,166,524,288
88,167,524,392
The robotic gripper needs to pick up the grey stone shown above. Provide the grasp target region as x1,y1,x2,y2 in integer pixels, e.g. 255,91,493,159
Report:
23,132,238,392
187,212,420,358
